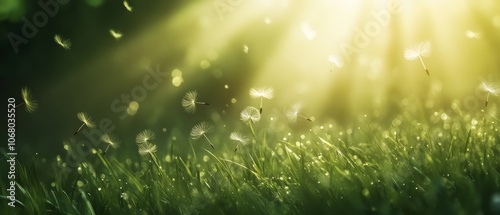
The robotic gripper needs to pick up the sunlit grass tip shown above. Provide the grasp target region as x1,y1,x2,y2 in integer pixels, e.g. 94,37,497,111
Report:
404,40,431,76
286,103,315,123
250,86,274,114
16,87,38,113
74,112,95,135
480,81,500,107
182,91,209,113
190,121,215,149
54,34,71,50
136,129,156,144
230,132,249,152
100,133,120,155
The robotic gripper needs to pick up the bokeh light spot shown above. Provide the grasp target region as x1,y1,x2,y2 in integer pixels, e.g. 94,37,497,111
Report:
200,60,210,69
172,76,184,87
127,101,140,116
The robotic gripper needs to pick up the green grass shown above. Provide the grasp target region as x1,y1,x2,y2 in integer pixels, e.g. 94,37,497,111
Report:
2,102,500,214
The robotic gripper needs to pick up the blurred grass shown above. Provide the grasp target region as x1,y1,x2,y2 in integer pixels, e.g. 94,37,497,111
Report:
1,101,500,215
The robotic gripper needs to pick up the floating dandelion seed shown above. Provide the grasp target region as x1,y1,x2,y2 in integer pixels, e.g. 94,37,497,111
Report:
240,106,261,124
301,23,316,40
100,133,120,155
250,86,274,114
138,142,157,156
286,104,314,123
480,82,500,107
182,91,209,113
109,29,123,40
404,40,431,76
138,142,162,170
465,30,480,39
74,112,95,135
54,34,71,50
123,0,133,11
136,129,155,144
243,44,249,54
328,55,344,72
230,132,249,152
240,106,260,138
15,87,38,113
190,122,215,149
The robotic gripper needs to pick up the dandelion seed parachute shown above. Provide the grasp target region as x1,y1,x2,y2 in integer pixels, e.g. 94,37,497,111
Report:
54,34,71,50
101,133,120,155
249,87,274,114
240,106,261,123
190,122,215,149
138,142,157,156
182,91,209,113
230,132,249,152
136,129,156,144
123,0,133,11
74,112,95,135
286,104,314,123
109,29,123,40
15,87,38,113
481,82,500,107
404,40,431,76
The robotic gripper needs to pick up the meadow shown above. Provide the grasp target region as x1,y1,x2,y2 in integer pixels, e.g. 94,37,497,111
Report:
2,95,500,214
2,1,500,214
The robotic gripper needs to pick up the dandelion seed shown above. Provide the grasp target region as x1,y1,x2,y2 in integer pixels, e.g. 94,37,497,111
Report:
250,86,274,113
286,104,314,123
480,82,500,107
243,44,249,54
230,132,249,152
465,30,480,39
404,40,431,76
74,112,95,135
190,122,215,149
136,129,155,144
182,91,209,113
328,55,344,72
240,106,261,124
138,141,162,170
138,142,157,156
15,87,38,113
123,0,133,11
301,23,316,40
109,29,123,40
240,106,260,139
54,34,71,50
100,133,120,155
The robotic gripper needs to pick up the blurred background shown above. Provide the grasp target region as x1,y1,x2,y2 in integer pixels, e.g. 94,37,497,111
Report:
1,0,500,169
